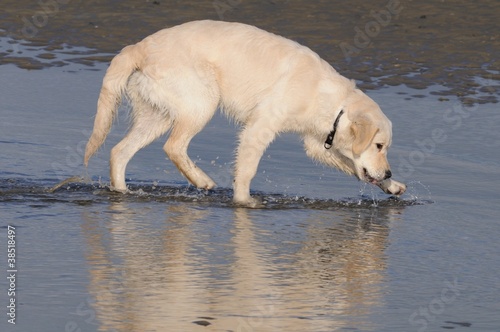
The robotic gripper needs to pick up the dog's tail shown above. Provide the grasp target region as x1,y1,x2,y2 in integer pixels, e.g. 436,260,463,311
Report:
84,44,140,166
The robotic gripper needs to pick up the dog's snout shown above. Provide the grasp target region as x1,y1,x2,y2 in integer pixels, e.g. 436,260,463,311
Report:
384,170,392,180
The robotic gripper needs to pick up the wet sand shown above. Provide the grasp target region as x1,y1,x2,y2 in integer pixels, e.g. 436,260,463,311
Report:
1,0,499,104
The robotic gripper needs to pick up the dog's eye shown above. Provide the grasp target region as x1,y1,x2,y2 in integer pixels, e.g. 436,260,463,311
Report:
376,143,384,151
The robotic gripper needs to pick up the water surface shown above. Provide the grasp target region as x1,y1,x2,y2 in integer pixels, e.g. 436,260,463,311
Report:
1,3,500,331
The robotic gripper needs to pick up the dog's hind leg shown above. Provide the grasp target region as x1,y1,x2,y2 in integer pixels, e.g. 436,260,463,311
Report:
163,112,217,190
162,76,219,190
110,101,171,191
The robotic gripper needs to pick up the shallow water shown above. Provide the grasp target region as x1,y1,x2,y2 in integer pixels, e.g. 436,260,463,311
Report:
1,9,500,332
1,52,499,332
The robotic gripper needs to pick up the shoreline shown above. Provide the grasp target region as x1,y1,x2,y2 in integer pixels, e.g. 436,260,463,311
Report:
1,0,498,104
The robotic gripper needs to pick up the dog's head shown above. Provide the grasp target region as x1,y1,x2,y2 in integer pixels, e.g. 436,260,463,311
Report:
340,90,393,185
347,108,393,185
305,89,394,186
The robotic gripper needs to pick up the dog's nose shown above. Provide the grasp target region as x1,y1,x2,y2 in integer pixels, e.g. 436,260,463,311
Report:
384,170,392,179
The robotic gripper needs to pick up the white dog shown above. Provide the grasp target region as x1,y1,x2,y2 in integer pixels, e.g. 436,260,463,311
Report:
84,20,406,206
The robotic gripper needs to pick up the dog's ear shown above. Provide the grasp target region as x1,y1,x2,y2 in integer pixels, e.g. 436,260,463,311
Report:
351,116,378,155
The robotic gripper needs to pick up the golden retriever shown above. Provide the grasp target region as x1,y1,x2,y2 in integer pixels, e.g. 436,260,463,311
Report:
84,20,406,207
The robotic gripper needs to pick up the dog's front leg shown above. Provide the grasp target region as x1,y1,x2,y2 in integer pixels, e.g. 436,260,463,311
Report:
233,122,277,207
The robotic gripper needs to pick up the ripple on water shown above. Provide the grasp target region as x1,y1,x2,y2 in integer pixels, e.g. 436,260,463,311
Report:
0,177,432,210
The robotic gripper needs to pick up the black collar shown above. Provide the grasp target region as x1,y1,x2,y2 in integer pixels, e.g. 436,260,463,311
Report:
324,109,344,149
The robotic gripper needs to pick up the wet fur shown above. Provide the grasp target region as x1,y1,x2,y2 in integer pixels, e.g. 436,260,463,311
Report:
84,20,406,206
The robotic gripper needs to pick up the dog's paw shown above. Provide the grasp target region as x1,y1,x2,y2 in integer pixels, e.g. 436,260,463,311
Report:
233,195,264,208
193,175,217,190
202,178,217,190
109,185,129,194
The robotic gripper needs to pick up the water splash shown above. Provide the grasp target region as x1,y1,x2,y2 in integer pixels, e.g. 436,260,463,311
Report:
0,177,432,210
404,180,432,202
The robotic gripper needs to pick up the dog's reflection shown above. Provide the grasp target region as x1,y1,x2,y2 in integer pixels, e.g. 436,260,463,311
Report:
81,202,403,331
